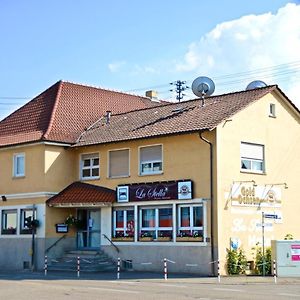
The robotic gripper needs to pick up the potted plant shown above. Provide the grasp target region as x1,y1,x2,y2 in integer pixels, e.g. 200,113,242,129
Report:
112,231,134,242
139,232,154,242
2,226,16,235
157,231,172,242
176,231,203,242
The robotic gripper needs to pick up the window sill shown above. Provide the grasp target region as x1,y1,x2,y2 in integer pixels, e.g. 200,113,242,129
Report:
81,177,100,181
12,175,25,179
269,115,276,118
108,175,130,179
139,171,163,177
240,170,266,175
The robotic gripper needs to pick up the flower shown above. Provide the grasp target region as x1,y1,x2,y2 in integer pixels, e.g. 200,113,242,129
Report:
65,214,77,226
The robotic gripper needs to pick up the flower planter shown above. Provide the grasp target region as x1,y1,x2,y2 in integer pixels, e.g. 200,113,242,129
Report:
157,237,172,242
176,237,203,242
2,228,16,235
112,237,134,242
139,237,153,242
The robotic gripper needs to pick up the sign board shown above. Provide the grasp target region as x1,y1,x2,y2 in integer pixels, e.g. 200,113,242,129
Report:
291,245,300,261
117,180,193,202
56,223,68,233
264,213,279,219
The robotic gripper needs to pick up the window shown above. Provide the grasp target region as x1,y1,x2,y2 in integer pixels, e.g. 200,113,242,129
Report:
241,142,264,173
13,153,25,177
113,209,134,238
20,209,35,234
139,207,172,240
109,149,129,178
139,145,162,175
177,205,203,239
1,210,17,235
269,103,276,117
80,153,99,180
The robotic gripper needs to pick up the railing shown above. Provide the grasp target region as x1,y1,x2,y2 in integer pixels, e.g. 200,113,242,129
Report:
102,234,120,253
45,234,67,254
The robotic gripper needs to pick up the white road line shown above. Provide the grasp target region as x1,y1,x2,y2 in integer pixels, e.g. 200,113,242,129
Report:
158,283,188,288
86,286,139,294
107,281,140,285
214,287,244,292
278,293,300,297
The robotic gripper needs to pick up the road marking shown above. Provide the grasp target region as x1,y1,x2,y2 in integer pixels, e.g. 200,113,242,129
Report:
278,293,300,297
107,281,140,285
86,286,139,294
214,287,244,292
158,283,188,288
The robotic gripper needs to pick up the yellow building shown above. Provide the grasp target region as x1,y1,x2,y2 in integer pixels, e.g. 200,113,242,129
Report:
0,81,299,275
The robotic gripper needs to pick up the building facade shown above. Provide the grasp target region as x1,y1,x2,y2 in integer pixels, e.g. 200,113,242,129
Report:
0,81,299,275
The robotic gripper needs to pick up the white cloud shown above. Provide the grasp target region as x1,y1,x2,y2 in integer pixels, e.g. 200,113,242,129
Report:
108,61,126,73
175,3,300,108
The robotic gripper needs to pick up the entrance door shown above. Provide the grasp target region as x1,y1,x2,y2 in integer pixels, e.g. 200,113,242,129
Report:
77,209,101,249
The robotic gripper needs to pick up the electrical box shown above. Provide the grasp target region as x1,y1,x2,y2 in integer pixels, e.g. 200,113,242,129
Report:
272,240,300,277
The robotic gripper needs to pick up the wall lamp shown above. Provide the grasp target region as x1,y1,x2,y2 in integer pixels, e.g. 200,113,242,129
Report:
1,195,7,201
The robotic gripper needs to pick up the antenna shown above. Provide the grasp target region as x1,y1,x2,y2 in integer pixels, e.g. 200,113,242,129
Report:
191,76,215,106
246,80,267,90
170,80,189,102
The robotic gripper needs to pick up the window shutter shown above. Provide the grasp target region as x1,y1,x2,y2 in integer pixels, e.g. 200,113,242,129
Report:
109,149,129,177
140,145,162,163
241,143,263,160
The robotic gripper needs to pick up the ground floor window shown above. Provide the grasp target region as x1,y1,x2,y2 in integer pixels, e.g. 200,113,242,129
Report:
113,208,134,238
20,209,35,234
177,204,204,240
139,207,173,240
1,210,17,235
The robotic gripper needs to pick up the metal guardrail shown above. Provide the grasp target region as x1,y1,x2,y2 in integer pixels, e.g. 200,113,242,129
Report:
45,234,67,254
102,234,120,253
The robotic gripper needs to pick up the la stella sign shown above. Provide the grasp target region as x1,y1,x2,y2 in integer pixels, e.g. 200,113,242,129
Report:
117,180,193,202
230,183,282,207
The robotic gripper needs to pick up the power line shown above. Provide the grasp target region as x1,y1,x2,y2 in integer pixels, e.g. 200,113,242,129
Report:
169,80,189,102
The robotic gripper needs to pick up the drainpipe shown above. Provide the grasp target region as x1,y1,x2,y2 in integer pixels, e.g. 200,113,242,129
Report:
199,130,215,276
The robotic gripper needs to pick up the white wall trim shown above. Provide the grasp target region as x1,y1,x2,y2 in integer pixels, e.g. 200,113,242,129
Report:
0,141,71,151
2,192,57,200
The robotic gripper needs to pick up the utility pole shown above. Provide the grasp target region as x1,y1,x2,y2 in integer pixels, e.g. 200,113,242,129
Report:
262,211,265,276
170,80,189,102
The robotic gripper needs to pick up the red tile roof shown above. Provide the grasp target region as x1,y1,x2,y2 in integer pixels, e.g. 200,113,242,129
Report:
47,181,115,207
0,81,161,147
75,85,284,146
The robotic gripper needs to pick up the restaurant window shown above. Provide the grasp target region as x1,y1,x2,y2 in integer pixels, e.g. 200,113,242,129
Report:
20,209,35,234
113,208,134,239
108,149,129,178
1,210,17,235
240,142,264,173
177,205,203,240
13,153,25,177
139,145,162,175
80,153,100,180
139,207,172,240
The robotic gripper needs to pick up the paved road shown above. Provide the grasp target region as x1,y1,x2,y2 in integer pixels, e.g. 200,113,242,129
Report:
0,272,300,300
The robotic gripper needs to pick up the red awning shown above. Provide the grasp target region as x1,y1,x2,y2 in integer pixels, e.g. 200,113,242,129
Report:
47,182,115,207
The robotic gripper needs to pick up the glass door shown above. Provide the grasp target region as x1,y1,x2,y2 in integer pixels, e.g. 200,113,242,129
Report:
77,209,101,249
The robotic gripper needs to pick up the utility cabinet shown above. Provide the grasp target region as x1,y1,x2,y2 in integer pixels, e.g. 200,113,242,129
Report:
272,240,300,277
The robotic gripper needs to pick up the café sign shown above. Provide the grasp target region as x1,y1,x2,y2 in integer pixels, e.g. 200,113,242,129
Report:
230,183,282,207
117,180,192,202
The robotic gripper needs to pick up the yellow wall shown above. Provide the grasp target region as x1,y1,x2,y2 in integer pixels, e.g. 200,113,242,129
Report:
216,91,300,270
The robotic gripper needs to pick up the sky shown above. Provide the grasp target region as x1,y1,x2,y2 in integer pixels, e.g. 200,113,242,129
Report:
0,0,300,120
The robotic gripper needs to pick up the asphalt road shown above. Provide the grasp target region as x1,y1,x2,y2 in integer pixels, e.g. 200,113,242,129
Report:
0,272,300,300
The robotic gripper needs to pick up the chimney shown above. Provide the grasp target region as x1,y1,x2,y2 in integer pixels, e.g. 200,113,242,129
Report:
145,90,158,101
105,111,111,124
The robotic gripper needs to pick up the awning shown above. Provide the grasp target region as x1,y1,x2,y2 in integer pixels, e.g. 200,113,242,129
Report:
47,181,115,207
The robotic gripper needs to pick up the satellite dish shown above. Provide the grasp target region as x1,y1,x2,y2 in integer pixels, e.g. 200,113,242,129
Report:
192,76,215,97
246,80,267,90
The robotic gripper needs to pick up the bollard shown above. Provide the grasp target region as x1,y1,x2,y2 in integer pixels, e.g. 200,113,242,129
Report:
273,259,277,284
77,256,80,278
44,255,48,276
217,260,221,283
164,258,168,280
117,257,121,280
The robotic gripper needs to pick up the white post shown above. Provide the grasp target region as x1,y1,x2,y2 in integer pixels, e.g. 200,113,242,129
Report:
164,258,168,280
273,259,277,284
117,257,121,280
217,260,221,283
44,255,48,276
77,256,80,278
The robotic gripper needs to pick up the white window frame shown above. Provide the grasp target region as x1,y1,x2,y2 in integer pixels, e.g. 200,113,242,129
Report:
107,148,130,178
80,153,100,180
139,206,173,239
269,103,276,117
177,204,204,234
13,153,25,177
240,142,265,174
20,208,35,234
1,209,18,235
113,208,134,237
139,144,163,176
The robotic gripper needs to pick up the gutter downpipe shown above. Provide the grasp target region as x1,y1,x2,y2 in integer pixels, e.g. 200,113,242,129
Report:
199,130,215,276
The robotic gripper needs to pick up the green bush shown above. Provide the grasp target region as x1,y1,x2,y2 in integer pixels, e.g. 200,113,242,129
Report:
226,248,247,275
255,247,272,275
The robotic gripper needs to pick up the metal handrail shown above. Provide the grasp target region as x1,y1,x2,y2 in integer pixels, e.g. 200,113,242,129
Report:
102,234,120,253
45,234,67,254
